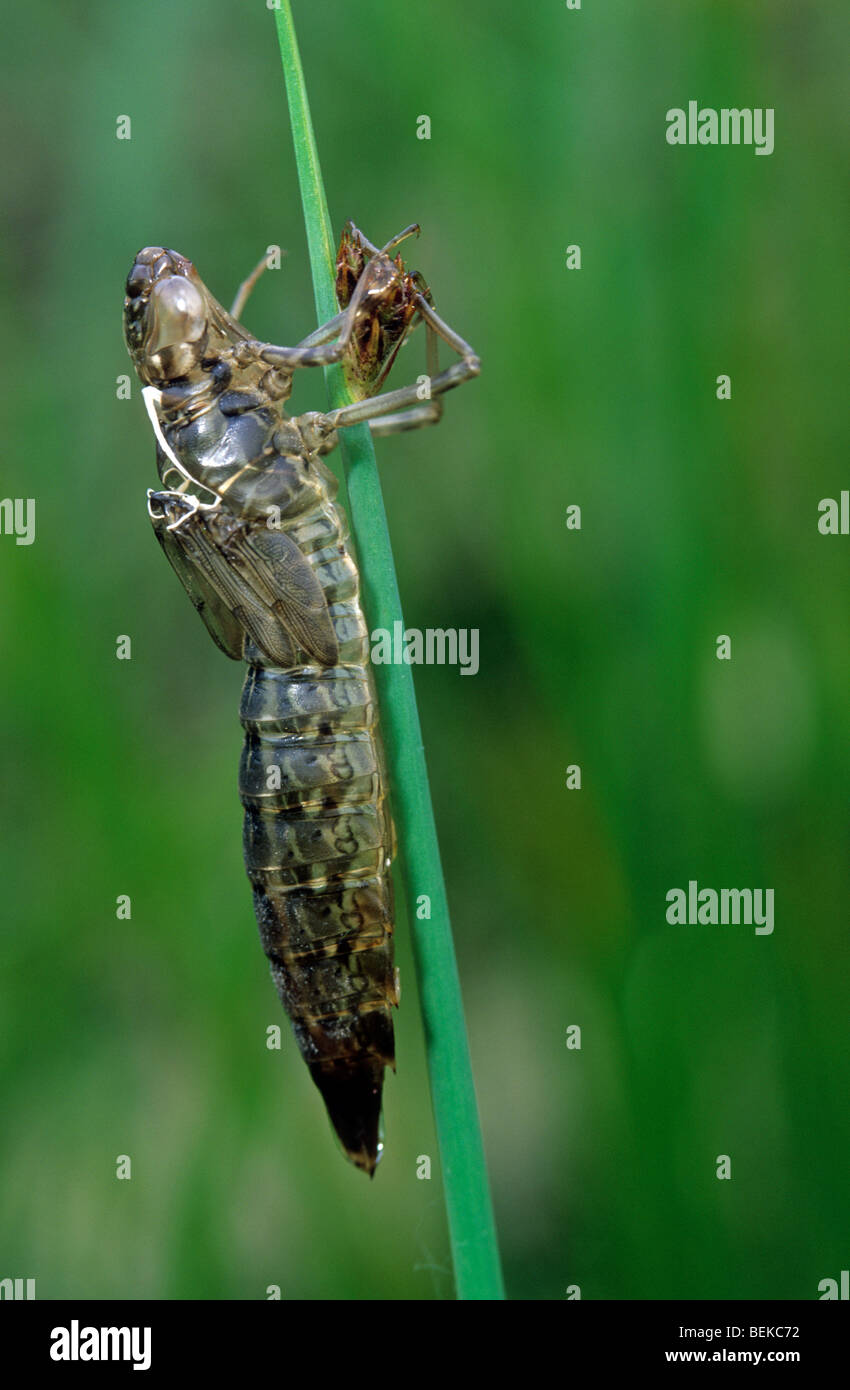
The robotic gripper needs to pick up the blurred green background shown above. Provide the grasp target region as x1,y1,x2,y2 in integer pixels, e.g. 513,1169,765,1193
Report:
1,0,847,1300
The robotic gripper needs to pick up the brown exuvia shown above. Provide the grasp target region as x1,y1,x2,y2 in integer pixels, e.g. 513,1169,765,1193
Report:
122,225,479,1173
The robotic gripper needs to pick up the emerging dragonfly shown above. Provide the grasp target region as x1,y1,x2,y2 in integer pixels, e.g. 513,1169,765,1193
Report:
122,224,479,1174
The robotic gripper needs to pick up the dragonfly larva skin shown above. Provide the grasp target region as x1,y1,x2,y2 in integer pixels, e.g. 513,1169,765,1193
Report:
122,232,479,1175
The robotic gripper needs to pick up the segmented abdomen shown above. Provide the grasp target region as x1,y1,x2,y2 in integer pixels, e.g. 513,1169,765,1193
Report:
238,499,396,1173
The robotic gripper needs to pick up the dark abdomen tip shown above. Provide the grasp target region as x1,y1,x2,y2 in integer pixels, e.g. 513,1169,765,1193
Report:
310,1061,384,1177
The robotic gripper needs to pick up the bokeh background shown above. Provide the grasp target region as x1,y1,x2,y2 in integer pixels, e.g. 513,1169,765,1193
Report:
1,0,847,1300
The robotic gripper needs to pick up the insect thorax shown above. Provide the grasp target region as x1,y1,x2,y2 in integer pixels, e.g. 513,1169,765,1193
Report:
156,374,338,522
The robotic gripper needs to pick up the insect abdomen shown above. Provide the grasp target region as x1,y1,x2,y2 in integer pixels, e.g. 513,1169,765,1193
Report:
238,510,396,1175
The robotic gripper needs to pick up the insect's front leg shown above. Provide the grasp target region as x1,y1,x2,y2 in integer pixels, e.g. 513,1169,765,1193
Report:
230,250,283,322
243,225,427,379
254,254,384,372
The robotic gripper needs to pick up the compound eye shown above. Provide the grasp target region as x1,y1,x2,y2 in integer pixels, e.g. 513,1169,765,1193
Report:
150,275,206,351
125,263,151,297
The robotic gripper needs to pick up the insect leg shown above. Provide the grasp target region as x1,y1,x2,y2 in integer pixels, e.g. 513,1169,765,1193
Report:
323,294,479,433
291,310,348,350
230,249,287,321
367,311,442,436
257,258,380,371
378,223,420,255
254,227,423,371
346,222,420,260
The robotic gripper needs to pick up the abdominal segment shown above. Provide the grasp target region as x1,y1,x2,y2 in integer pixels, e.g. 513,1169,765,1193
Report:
238,531,396,1175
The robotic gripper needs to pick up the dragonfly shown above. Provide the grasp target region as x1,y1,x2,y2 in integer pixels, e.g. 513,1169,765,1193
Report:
122,224,479,1175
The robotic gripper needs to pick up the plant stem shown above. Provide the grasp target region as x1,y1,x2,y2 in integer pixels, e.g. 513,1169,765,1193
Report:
273,1,505,1301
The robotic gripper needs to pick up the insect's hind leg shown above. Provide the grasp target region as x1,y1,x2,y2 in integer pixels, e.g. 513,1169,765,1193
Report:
368,313,443,436
325,294,480,435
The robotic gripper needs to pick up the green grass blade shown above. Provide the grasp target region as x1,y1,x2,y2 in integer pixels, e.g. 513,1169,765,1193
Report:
273,0,505,1302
